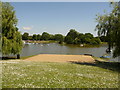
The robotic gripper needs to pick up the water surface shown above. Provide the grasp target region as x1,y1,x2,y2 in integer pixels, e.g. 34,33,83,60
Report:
21,43,119,62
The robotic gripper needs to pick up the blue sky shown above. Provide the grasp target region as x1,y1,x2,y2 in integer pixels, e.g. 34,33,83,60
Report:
11,2,112,36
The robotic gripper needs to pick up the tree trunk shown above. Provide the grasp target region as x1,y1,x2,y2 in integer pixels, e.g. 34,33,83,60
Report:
17,54,20,59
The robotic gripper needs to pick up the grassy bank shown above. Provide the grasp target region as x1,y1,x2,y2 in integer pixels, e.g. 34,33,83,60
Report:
26,40,56,44
21,55,38,60
2,60,119,88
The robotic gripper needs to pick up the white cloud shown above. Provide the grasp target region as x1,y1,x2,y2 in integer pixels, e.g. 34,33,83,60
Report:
23,27,32,30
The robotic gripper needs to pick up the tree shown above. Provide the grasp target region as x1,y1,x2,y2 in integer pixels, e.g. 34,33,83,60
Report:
112,2,120,57
32,34,37,40
64,29,79,44
66,29,79,40
96,13,114,52
54,34,64,44
22,32,29,40
84,33,94,44
41,32,50,40
37,34,41,40
99,36,108,42
84,33,94,39
28,36,33,40
91,37,101,45
95,2,120,57
49,34,55,40
2,2,23,58
77,33,85,44
64,36,73,44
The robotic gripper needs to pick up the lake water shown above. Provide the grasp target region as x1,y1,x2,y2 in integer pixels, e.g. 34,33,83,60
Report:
21,43,119,62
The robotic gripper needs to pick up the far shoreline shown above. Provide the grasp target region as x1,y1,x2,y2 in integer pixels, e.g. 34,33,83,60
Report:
23,40,108,48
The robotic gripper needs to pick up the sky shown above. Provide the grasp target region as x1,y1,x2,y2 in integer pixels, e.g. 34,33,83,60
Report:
11,2,113,36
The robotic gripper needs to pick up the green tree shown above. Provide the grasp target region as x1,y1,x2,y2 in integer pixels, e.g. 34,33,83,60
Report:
22,32,29,40
41,32,50,40
49,34,55,40
32,34,37,40
2,2,23,58
77,33,85,44
64,36,73,44
64,29,79,44
112,2,120,57
84,33,94,39
37,34,41,40
28,36,33,40
99,36,108,42
54,34,64,44
67,29,79,40
91,37,101,45
96,2,120,57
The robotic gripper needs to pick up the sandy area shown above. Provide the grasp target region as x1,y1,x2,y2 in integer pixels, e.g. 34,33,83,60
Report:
25,54,95,63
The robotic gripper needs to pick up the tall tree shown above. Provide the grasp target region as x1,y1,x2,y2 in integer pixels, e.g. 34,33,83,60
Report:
95,2,120,57
0,2,1,32
2,2,23,58
112,2,120,57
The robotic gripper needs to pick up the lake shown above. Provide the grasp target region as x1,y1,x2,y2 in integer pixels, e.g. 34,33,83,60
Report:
21,43,119,62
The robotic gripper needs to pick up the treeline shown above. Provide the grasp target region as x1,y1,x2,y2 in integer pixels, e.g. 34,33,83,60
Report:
22,32,64,44
22,29,102,45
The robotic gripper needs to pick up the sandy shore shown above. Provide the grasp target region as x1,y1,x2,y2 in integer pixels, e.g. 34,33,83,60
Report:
25,54,95,63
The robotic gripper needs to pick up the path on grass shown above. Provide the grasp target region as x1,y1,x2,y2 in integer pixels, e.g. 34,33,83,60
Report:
25,54,95,63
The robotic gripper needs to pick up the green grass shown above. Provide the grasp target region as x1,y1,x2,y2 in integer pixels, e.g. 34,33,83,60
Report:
27,40,57,44
2,60,119,88
93,56,110,62
21,55,37,60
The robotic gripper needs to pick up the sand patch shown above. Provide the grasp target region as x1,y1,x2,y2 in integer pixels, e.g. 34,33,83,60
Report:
25,54,95,63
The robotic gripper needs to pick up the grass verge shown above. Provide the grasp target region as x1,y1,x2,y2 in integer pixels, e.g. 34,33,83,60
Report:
2,60,119,88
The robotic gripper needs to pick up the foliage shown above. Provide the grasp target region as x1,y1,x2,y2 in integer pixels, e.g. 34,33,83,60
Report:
2,2,23,55
36,34,41,40
112,2,120,57
49,34,55,40
54,34,64,43
91,37,101,45
28,36,33,40
22,32,29,40
95,2,120,57
41,32,50,40
32,34,37,40
64,35,74,44
66,29,79,40
64,29,101,45
99,36,108,42
21,30,101,46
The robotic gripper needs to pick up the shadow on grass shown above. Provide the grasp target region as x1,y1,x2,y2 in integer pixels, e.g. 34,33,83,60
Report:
0,57,17,60
69,60,120,72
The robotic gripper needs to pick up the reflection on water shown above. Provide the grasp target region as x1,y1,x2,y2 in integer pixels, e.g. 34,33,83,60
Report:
21,43,119,62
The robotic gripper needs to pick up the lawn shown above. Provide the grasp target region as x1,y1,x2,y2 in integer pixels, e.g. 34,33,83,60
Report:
2,60,119,88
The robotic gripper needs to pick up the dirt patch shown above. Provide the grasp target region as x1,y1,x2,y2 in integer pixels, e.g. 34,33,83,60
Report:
25,54,95,63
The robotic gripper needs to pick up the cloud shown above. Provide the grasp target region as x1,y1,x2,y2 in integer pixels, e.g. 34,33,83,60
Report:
23,27,32,30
